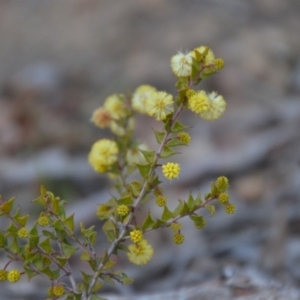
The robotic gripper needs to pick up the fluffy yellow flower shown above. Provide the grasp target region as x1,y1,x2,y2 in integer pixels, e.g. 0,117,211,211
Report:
104,94,126,120
127,239,154,265
88,139,118,173
146,91,174,121
188,90,209,114
91,107,112,128
170,52,193,77
199,91,226,120
7,270,21,283
132,85,156,114
162,162,180,180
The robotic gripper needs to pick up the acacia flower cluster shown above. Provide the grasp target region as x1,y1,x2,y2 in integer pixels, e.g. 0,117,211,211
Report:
0,44,236,300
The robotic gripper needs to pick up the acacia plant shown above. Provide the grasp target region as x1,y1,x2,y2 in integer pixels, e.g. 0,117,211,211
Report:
0,46,235,300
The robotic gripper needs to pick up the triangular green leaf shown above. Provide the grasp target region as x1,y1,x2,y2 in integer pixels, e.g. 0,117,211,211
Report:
142,212,156,231
64,214,75,232
62,243,77,258
171,121,190,133
161,206,173,222
153,130,166,144
140,149,156,163
136,163,151,179
39,237,52,253
160,146,177,158
205,204,216,217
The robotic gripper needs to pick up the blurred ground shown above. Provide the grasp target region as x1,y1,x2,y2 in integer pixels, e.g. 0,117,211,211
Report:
0,0,300,299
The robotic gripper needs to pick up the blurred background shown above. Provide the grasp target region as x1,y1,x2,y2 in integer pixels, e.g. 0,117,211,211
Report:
0,0,300,299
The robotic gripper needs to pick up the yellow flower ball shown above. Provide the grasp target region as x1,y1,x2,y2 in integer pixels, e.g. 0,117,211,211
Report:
199,91,226,121
218,192,230,204
130,230,143,243
173,233,185,244
132,85,157,114
104,94,126,120
90,107,112,128
127,239,154,265
225,203,236,214
7,270,21,283
155,195,167,207
117,205,130,216
0,269,8,281
170,52,193,77
88,139,118,173
177,132,191,145
162,162,180,180
17,227,29,238
146,91,174,121
188,90,210,114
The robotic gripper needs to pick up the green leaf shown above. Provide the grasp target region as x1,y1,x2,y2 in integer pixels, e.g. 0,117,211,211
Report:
171,121,190,133
136,163,151,179
81,271,92,284
32,195,46,207
103,259,116,270
24,266,37,280
191,57,200,79
118,272,134,285
179,202,190,216
56,256,68,267
153,219,167,229
210,182,219,198
128,181,141,198
92,281,105,293
80,251,91,261
194,192,203,206
140,149,156,163
153,130,166,144
187,193,195,210
175,77,188,90
16,214,30,227
62,243,77,258
29,235,40,249
142,212,156,231
101,274,115,286
0,231,6,247
118,194,133,205
88,232,97,246
160,145,177,158
161,206,173,222
51,219,64,231
116,244,129,253
42,230,56,240
39,237,52,253
172,200,184,217
170,222,182,233
30,224,39,236
64,214,75,232
102,220,117,243
166,138,186,147
0,197,15,215
40,266,60,280
205,204,216,217
5,222,18,235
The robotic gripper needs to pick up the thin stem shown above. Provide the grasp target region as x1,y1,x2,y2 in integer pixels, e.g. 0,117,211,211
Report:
84,103,184,300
